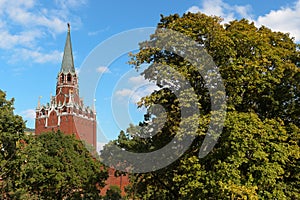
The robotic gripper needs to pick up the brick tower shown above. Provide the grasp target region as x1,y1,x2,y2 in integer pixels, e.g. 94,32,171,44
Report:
35,24,96,148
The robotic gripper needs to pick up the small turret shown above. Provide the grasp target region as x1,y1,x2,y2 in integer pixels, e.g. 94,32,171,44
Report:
37,96,42,109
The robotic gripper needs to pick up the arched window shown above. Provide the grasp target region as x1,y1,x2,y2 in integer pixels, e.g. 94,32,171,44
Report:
60,74,64,83
67,73,72,82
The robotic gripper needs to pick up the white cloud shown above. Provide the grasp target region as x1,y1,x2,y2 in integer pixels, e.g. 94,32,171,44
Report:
0,0,85,64
96,66,111,73
21,109,36,119
128,75,150,85
187,6,202,14
115,84,158,104
115,74,159,104
187,0,300,41
0,30,42,49
131,85,158,103
2,1,67,34
234,5,252,19
255,0,300,41
202,0,227,18
115,88,141,104
115,89,133,97
10,49,62,64
55,0,87,10
186,0,252,23
97,142,107,153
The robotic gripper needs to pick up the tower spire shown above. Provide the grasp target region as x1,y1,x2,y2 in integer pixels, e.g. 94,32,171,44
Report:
61,23,75,73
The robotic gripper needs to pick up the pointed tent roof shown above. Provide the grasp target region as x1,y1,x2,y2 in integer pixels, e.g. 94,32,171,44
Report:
60,23,75,74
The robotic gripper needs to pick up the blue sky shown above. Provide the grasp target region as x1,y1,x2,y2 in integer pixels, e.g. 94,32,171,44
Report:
0,0,299,149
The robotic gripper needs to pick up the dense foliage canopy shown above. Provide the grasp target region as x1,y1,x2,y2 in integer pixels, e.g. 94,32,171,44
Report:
102,13,300,199
0,90,26,189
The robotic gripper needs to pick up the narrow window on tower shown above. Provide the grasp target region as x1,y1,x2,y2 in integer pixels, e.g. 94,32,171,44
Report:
67,73,72,82
61,74,64,83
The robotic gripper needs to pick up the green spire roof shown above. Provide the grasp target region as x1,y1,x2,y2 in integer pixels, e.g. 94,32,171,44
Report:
60,23,75,74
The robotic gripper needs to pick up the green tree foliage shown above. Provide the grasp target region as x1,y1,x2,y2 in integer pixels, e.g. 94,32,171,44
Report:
103,13,300,199
4,131,108,199
103,185,122,200
0,90,26,195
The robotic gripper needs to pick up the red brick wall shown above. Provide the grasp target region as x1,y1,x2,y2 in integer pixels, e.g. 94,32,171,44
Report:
100,168,130,197
73,116,96,148
35,114,96,148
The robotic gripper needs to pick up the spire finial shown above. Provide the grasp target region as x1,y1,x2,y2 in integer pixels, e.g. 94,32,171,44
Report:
93,98,96,112
67,23,70,32
37,96,42,109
